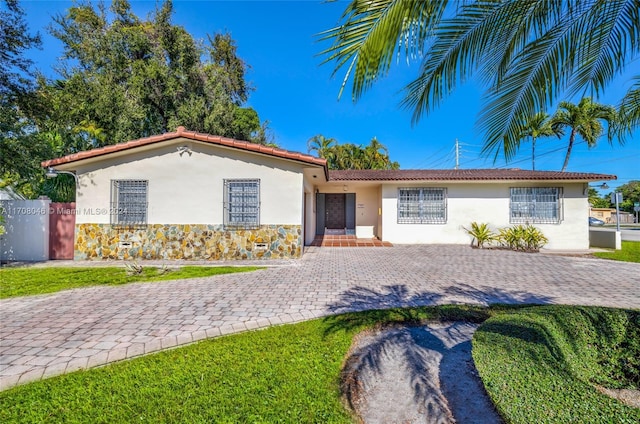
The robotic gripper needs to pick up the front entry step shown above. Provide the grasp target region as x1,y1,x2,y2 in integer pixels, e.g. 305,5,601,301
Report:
310,235,392,247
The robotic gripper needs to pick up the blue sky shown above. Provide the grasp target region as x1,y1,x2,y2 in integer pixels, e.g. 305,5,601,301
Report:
21,0,639,192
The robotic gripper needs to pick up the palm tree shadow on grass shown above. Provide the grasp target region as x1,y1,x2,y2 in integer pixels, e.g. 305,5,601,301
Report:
325,284,552,422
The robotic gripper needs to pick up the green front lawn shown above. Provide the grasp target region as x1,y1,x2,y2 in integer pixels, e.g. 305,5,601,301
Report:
594,240,640,263
1,305,637,423
0,319,355,424
0,266,263,298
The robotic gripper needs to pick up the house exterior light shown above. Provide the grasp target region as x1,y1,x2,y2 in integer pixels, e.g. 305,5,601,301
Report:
45,167,79,183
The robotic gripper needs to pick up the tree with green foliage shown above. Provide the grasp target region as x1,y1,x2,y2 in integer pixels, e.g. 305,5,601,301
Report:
30,0,268,151
615,181,640,214
332,143,364,170
308,135,399,170
588,188,611,209
517,112,561,170
551,98,617,171
0,0,51,197
0,0,40,94
5,0,272,200
363,137,395,169
307,135,337,162
320,0,639,162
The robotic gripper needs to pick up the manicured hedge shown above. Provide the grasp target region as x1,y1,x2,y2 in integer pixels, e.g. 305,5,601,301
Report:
473,306,640,423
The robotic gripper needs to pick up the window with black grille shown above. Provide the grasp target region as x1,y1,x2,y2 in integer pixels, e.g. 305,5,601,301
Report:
397,187,447,224
111,180,148,225
224,179,260,229
510,187,562,224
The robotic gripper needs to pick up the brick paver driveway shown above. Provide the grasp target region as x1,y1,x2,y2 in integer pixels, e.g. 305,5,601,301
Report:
1,245,639,390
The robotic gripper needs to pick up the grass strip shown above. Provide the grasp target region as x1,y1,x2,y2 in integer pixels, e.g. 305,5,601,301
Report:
473,306,640,423
594,240,640,262
0,266,262,298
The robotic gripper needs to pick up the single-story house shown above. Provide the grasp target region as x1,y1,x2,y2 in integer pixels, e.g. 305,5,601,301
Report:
590,207,635,224
42,127,615,260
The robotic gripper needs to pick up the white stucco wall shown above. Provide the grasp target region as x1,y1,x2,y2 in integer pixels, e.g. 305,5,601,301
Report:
68,139,315,226
303,191,315,246
381,182,589,250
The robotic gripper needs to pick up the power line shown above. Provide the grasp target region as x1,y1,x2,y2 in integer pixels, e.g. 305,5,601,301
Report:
423,145,457,168
494,141,590,169
572,153,640,168
408,144,451,168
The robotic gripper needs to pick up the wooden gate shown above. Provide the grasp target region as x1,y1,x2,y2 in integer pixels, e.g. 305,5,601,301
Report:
49,202,76,260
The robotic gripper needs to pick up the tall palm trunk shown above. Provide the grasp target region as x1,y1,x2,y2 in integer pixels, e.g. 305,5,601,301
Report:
561,129,577,172
532,136,536,170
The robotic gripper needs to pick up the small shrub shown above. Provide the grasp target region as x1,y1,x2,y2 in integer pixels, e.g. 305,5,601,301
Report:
157,264,171,275
124,261,143,276
522,225,548,251
463,222,496,248
498,225,526,251
497,225,548,252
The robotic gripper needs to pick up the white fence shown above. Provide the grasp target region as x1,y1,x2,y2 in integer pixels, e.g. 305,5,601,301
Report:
0,199,50,262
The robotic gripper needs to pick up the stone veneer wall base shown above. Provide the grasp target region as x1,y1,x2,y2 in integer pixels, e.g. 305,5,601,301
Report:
74,224,302,260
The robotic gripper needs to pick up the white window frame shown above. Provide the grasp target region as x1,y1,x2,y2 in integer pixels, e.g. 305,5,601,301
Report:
510,187,563,224
110,180,148,226
224,179,260,229
397,187,447,224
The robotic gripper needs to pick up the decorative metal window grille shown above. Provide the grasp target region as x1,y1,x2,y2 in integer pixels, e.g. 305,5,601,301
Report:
111,180,148,226
224,179,260,229
398,187,447,224
510,187,562,224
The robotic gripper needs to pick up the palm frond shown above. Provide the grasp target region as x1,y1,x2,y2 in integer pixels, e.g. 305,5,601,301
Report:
479,18,584,161
618,75,640,135
402,0,573,126
570,0,640,98
402,0,505,121
478,0,634,161
319,0,447,101
323,0,639,162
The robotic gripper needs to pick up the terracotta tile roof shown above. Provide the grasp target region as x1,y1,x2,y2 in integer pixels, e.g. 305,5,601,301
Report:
328,169,616,182
41,127,327,174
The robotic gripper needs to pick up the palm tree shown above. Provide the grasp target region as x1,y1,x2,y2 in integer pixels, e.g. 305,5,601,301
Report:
551,98,617,172
363,137,388,168
320,0,638,161
307,134,336,160
334,143,364,169
518,112,561,170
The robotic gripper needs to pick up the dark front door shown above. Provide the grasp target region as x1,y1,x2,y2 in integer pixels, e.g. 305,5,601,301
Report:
325,194,346,229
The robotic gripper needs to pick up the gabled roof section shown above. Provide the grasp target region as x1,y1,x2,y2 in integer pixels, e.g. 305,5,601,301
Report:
42,127,327,175
329,169,616,182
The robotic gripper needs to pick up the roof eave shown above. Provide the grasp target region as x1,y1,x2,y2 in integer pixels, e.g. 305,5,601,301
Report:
41,127,328,172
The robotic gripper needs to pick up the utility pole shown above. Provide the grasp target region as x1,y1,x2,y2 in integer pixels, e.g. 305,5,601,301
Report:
455,138,459,169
